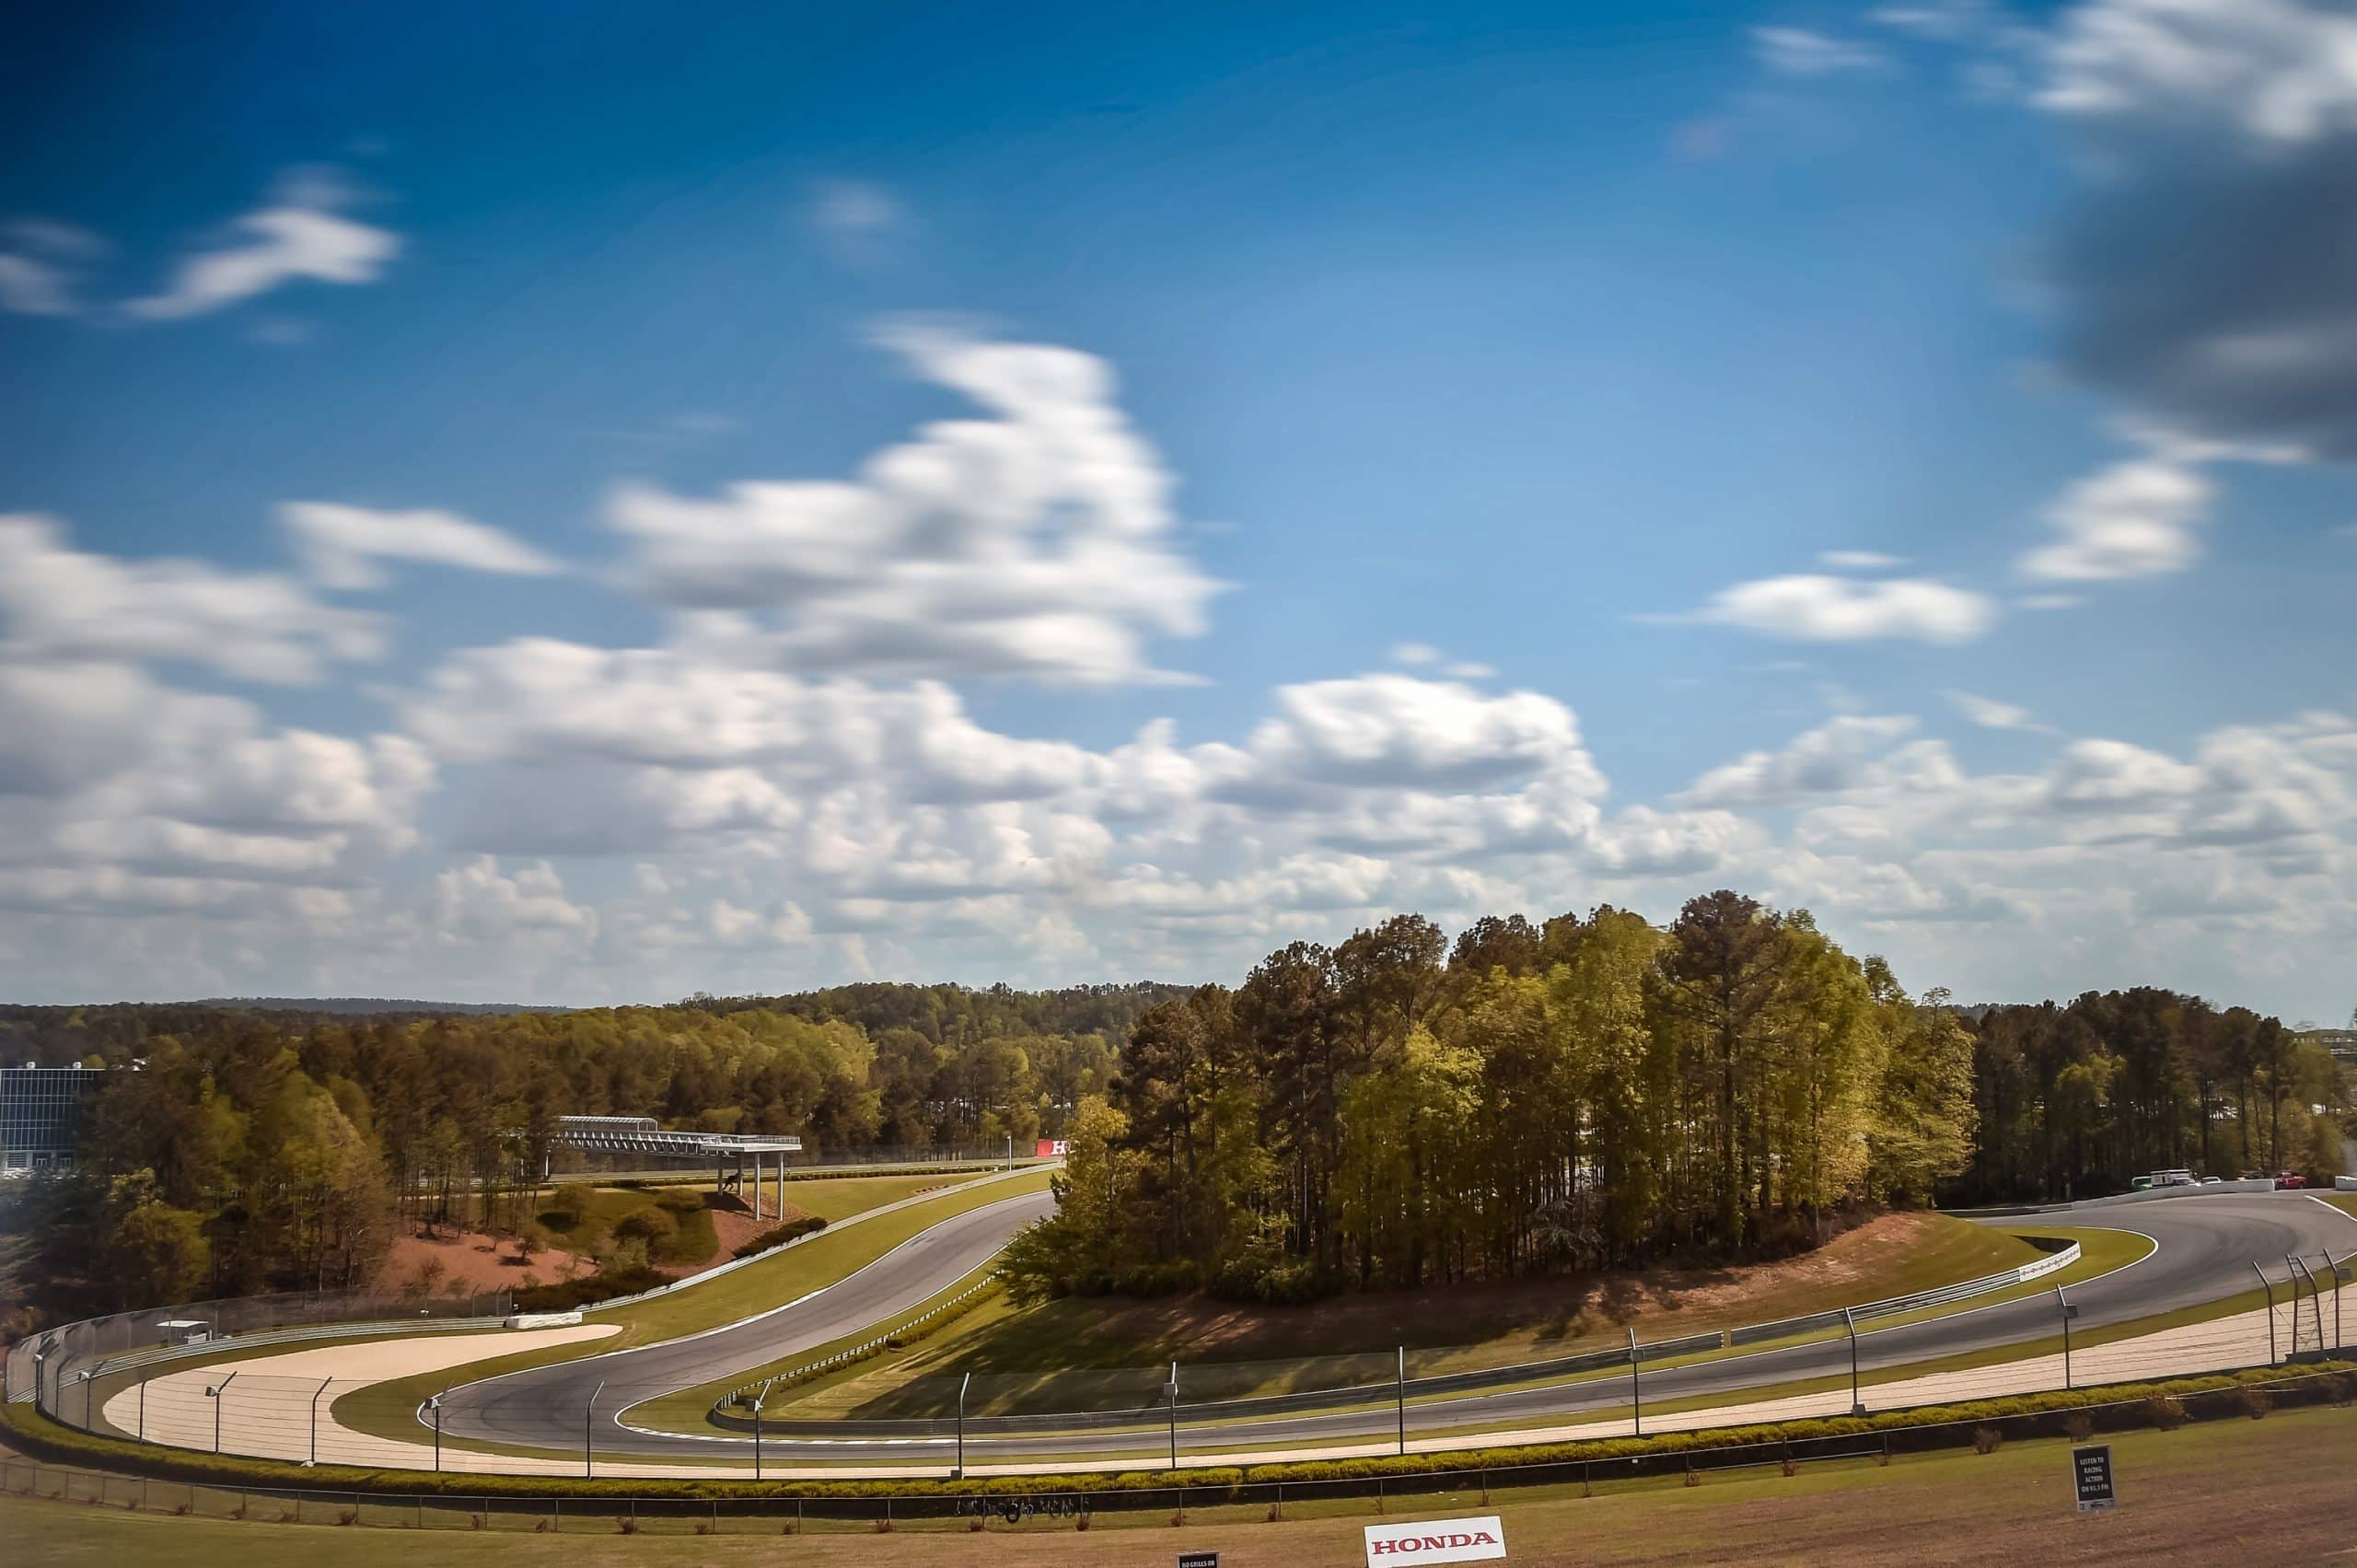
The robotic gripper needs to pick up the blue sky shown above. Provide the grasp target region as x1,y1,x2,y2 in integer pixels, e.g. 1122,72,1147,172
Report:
2,0,2352,1019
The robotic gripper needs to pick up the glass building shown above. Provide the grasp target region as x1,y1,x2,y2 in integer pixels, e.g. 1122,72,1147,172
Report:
0,1064,109,1173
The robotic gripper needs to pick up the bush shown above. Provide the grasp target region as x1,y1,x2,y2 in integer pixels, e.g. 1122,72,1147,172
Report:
2062,1411,2094,1442
656,1189,706,1217
2145,1394,2187,1432
1972,1427,2003,1455
511,1263,670,1312
730,1215,829,1259
2236,1387,2273,1421
613,1207,678,1248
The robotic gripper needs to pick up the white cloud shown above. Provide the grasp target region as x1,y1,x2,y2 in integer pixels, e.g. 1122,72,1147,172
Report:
2041,0,2357,143
1944,690,2054,732
1444,661,1497,679
1390,642,1442,666
1819,550,1905,570
1752,26,1892,75
0,218,106,316
125,168,400,321
1684,714,1923,807
610,324,1221,685
807,180,908,240
1684,573,1998,643
0,515,380,683
281,502,563,590
2018,454,2212,581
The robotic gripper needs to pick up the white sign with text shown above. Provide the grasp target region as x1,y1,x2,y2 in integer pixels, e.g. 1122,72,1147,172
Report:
1364,1515,1509,1565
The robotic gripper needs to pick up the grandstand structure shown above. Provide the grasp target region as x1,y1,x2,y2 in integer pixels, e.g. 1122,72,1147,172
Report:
552,1115,802,1221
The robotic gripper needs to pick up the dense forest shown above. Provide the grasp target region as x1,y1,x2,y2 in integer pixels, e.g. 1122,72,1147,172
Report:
0,909,2346,1331
0,984,1161,1327
1002,894,2352,1305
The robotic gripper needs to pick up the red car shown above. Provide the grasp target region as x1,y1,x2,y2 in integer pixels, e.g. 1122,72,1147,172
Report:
2272,1171,2308,1190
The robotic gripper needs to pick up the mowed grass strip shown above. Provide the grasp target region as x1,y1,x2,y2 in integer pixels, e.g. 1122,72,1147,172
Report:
6,1400,2352,1563
330,1168,1053,1454
796,1212,2045,1419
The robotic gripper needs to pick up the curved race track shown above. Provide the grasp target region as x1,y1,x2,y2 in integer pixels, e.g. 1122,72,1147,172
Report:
433,1190,2353,1468
434,1187,1057,1454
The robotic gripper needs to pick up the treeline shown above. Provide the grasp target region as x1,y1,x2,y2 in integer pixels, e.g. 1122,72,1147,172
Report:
1953,991,2347,1203
0,988,1131,1326
1004,894,1981,1305
1004,895,2354,1307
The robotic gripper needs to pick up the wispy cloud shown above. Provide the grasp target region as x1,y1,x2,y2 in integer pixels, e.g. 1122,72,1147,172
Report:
125,168,400,321
1751,27,1891,77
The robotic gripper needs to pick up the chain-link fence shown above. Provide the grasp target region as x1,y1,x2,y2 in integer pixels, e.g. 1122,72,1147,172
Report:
17,1249,2344,1479
6,1365,2354,1536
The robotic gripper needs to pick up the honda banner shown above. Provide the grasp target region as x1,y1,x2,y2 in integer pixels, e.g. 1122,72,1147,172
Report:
1364,1515,1508,1565
1035,1139,1068,1157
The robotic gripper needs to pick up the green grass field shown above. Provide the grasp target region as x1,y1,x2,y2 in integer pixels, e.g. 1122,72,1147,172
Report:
789,1212,2047,1419
7,1399,2351,1563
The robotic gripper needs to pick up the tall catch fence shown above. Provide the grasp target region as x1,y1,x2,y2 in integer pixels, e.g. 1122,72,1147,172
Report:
13,1243,2347,1478
6,1365,2354,1536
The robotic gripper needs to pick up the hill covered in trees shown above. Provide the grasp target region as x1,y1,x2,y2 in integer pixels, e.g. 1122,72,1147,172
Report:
0,909,2345,1333
1002,893,2351,1306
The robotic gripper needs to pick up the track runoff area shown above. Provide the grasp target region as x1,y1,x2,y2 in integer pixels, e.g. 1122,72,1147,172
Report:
91,1184,2355,1483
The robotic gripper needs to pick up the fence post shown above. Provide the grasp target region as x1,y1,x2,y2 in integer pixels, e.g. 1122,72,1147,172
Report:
2253,1263,2277,1364
2288,1256,2321,1354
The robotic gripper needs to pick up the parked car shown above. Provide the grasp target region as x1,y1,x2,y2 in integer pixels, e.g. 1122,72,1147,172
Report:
2200,1176,2223,1185
2272,1171,2308,1190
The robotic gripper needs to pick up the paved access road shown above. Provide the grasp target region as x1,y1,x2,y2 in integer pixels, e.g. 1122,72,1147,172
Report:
431,1187,1057,1454
434,1189,2352,1467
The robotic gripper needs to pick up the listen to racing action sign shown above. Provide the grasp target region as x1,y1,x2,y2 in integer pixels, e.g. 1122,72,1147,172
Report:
1364,1515,1509,1565
2072,1445,2117,1513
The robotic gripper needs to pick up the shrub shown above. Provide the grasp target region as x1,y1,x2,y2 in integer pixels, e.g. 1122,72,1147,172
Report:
2062,1411,2094,1442
730,1215,828,1259
1973,1427,2003,1455
655,1189,705,1217
338,1509,358,1527
616,1516,638,1535
613,1207,678,1248
2236,1387,2272,1421
969,1516,986,1531
512,1263,668,1312
693,1519,714,1535
2145,1394,2187,1431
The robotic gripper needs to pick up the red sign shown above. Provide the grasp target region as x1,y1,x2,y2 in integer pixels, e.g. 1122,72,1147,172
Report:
1035,1138,1069,1158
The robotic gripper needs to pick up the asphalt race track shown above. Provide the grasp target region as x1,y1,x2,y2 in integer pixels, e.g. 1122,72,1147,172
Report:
430,1191,2353,1468
433,1187,1058,1455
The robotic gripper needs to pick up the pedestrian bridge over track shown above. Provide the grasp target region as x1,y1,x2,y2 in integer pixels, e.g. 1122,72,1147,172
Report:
553,1115,801,1220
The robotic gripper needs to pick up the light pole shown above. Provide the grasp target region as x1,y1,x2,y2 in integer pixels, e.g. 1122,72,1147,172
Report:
751,1394,764,1481
586,1380,604,1479
29,1351,43,1415
1627,1328,1642,1438
1166,1361,1179,1472
2253,1262,2277,1364
309,1377,332,1465
1395,1346,1407,1457
425,1393,443,1471
205,1371,238,1454
1843,1308,1864,1417
2057,1287,2078,1389
955,1372,970,1480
